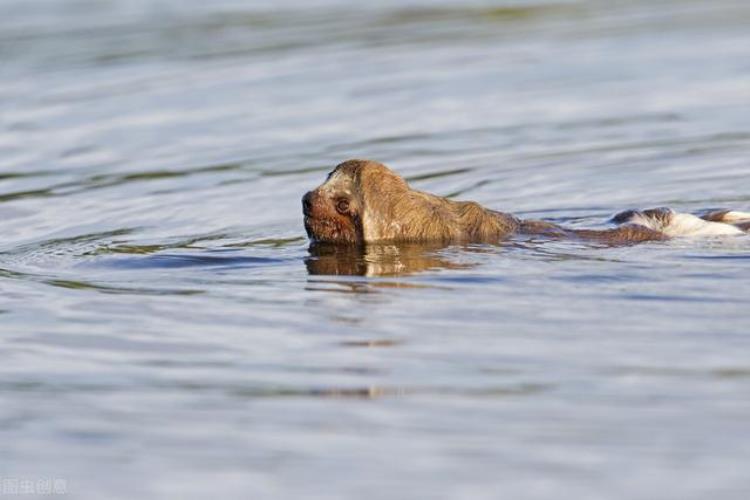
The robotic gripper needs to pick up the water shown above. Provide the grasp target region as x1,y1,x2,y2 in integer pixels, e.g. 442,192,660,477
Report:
1,0,749,498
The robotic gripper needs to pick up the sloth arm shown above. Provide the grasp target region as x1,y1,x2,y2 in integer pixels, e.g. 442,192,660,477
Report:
519,219,667,244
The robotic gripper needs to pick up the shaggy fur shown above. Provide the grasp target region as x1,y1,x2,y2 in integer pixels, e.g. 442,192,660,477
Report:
302,160,748,245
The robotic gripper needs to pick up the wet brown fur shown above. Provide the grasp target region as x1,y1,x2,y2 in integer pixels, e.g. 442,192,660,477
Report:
303,160,669,245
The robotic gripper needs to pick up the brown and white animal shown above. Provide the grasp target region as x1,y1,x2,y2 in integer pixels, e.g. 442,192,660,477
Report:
302,159,749,245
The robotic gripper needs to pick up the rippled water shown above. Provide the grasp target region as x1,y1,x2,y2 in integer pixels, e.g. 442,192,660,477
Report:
2,0,750,498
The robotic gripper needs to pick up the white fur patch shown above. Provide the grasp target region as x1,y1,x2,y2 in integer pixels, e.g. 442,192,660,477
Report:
720,211,750,222
622,208,744,237
663,213,744,236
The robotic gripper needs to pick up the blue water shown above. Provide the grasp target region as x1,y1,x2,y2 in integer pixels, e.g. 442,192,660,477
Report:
1,1,749,498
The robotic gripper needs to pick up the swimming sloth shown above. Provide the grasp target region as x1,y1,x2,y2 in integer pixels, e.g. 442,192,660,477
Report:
302,159,750,245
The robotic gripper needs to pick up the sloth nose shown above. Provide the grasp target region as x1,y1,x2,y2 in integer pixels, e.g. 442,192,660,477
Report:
302,191,313,216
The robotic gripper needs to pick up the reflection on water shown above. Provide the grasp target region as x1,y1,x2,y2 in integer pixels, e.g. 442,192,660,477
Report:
2,0,750,498
305,242,475,276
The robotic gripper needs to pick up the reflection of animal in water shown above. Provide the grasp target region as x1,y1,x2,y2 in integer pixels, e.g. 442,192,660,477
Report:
302,159,750,246
305,242,473,277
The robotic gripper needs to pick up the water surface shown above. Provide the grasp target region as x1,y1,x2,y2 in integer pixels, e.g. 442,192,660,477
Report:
1,0,750,498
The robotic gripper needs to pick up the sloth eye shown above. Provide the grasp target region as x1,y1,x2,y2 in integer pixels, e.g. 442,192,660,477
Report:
335,198,350,214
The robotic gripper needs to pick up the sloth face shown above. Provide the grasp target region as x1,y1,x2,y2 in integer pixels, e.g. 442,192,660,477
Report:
302,161,366,244
302,159,442,244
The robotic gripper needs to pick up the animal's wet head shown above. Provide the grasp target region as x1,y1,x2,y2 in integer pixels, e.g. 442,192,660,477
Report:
302,161,366,244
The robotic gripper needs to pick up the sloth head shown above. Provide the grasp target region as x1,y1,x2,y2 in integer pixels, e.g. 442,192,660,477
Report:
302,159,409,244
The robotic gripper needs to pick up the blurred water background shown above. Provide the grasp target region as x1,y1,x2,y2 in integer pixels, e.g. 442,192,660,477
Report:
1,0,750,498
